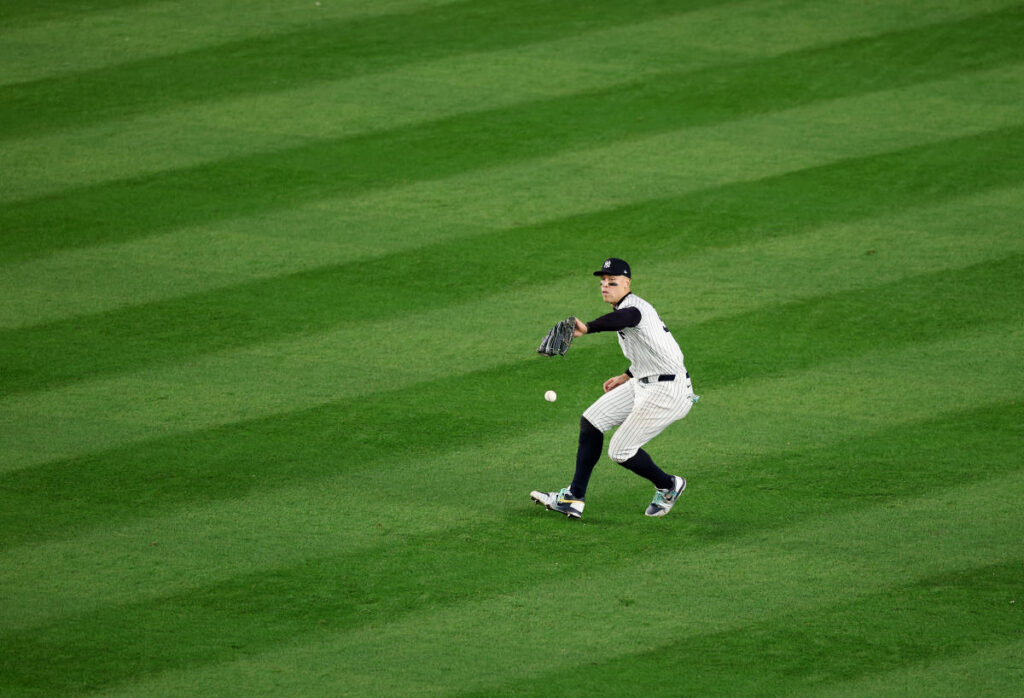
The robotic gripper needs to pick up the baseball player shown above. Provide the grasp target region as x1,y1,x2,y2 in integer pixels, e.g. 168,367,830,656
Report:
532,257,698,519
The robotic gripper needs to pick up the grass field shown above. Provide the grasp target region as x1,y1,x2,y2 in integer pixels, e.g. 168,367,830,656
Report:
2,0,1022,695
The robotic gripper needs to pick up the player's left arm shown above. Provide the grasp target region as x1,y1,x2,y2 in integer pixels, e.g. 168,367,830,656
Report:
579,307,641,336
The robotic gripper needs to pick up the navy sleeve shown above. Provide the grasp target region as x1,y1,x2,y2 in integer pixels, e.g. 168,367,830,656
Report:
586,307,641,333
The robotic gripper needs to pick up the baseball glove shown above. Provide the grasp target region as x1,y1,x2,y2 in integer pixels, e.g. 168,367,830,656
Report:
538,316,577,357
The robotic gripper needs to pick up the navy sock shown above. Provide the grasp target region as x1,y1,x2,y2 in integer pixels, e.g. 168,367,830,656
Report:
619,449,673,490
570,417,603,499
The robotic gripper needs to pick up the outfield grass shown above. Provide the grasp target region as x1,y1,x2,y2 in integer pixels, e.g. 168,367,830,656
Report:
1,0,1022,695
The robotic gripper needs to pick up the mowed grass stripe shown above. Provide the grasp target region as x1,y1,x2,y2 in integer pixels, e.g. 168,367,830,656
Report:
3,63,1022,330
2,0,1004,87
0,0,461,85
0,0,144,27
472,560,1023,696
807,638,1024,698
3,8,1021,263
79,469,1024,696
641,185,1024,326
5,0,1009,201
2,414,1019,692
690,254,1024,383
3,123,1022,395
1,255,1019,541
2,321,1018,636
0,0,716,139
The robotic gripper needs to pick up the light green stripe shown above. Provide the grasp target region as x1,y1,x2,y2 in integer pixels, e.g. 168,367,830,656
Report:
1,325,1018,631
99,468,1024,695
1,65,1021,329
2,0,1014,201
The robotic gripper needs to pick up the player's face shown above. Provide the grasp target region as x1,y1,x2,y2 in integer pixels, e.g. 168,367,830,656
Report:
599,275,630,305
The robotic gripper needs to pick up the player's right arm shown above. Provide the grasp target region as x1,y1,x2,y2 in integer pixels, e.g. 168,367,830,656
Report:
583,308,640,391
603,373,631,392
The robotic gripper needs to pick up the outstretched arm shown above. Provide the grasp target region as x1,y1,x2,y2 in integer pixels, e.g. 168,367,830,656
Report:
585,307,641,333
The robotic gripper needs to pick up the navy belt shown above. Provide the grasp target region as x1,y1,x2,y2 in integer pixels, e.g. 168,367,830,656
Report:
639,373,688,384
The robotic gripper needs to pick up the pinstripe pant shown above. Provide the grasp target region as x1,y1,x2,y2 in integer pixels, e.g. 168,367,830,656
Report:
582,377,693,463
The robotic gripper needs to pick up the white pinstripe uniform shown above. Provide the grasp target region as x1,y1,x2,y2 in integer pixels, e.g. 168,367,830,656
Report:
583,293,696,463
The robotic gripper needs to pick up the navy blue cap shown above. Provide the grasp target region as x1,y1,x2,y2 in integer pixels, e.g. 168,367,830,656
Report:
593,257,631,277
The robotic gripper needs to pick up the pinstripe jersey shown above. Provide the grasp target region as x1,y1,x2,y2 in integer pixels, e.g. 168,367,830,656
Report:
614,293,686,379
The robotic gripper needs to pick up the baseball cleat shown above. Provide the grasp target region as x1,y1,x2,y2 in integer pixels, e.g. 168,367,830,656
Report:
530,487,584,519
645,475,686,517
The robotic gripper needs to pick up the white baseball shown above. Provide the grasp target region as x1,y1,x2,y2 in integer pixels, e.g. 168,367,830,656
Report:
544,390,557,402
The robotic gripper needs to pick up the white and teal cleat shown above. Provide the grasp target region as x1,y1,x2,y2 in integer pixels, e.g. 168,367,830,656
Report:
530,487,584,519
645,475,686,517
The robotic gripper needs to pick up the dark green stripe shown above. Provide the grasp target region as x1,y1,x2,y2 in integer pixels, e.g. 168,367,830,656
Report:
0,403,1018,693
3,7,1022,261
0,0,151,27
689,254,1024,384
2,127,1021,395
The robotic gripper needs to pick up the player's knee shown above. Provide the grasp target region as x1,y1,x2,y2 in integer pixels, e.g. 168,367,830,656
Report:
579,416,602,443
579,417,603,452
607,436,637,464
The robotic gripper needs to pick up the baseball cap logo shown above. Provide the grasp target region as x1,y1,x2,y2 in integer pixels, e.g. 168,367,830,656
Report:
592,257,631,278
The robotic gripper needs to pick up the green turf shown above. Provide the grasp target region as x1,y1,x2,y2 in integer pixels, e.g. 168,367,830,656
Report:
1,0,1021,695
